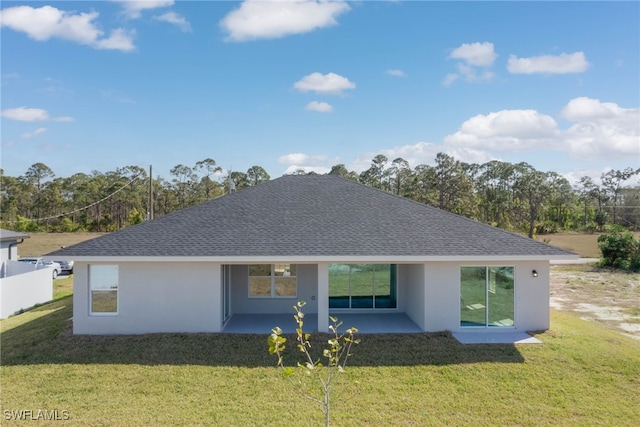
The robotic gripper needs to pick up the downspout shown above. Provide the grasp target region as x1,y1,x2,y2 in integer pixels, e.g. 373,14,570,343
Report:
8,239,24,260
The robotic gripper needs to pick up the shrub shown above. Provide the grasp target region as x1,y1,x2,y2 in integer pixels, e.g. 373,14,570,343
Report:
597,227,640,271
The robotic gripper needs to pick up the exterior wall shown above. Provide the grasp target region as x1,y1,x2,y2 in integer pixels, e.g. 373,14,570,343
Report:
515,261,550,331
0,268,52,318
423,261,551,332
72,259,551,334
400,264,426,330
1,240,21,272
317,263,329,333
424,262,460,332
73,261,221,334
230,264,318,314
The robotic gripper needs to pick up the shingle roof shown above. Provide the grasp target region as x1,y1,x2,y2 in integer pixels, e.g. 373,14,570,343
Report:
0,228,30,242
47,174,574,258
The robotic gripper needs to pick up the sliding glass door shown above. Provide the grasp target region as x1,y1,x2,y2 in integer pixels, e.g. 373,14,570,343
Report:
460,266,514,327
221,265,231,323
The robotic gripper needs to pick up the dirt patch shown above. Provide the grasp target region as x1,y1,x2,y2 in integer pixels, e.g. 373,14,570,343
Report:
550,263,640,340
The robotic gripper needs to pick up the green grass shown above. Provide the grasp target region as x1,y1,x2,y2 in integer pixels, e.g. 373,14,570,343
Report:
54,275,74,300
2,297,639,426
539,231,640,258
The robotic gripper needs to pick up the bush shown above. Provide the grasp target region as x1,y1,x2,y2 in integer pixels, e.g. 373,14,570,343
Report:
597,227,640,271
13,216,43,232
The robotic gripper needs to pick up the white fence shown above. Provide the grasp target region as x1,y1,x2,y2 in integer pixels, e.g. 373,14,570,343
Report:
2,259,44,277
0,264,53,318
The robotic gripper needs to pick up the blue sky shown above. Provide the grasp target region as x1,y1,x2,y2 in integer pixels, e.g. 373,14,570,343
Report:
1,1,639,185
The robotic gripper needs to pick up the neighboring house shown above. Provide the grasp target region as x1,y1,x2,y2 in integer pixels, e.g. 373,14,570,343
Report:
0,228,29,267
1,228,53,318
47,175,576,335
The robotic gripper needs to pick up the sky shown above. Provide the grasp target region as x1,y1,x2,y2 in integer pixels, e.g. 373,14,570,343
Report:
1,0,639,185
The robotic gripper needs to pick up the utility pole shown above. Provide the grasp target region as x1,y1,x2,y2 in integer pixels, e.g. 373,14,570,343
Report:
147,165,154,221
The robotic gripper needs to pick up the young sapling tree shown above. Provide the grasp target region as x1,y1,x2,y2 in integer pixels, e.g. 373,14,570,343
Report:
267,301,360,427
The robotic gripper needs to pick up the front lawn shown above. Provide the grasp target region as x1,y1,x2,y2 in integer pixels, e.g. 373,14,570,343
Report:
1,297,639,426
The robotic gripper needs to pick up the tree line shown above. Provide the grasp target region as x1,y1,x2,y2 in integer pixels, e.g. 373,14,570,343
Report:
1,154,638,237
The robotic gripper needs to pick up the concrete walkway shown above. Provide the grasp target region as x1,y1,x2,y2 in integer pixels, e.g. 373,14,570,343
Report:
453,331,542,344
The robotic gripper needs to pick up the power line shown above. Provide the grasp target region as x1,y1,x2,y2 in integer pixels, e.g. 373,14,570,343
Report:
2,174,141,224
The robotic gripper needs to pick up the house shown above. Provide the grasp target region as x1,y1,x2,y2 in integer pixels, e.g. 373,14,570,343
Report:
1,228,29,265
1,228,53,318
47,175,576,335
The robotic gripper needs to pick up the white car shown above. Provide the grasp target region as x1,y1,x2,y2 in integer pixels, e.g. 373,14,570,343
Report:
18,258,62,279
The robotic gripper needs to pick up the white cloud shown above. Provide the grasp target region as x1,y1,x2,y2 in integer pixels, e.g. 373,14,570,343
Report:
353,143,495,172
449,42,497,67
0,5,135,52
279,153,334,165
220,0,350,42
305,101,333,113
385,69,406,78
507,52,589,74
445,42,497,85
1,107,73,122
279,152,336,174
442,73,459,87
442,98,638,163
350,142,440,172
154,11,192,32
294,72,355,95
93,28,136,51
455,63,495,83
114,0,174,19
20,127,47,138
561,96,630,121
279,153,310,165
283,165,331,175
445,109,559,151
560,98,639,160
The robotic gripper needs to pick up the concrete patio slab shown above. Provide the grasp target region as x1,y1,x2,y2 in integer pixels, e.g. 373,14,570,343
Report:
452,331,542,344
222,313,422,334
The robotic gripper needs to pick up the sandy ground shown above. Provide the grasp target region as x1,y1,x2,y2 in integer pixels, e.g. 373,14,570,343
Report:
550,263,640,340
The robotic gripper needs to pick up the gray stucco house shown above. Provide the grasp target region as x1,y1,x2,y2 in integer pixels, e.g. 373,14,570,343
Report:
48,174,575,335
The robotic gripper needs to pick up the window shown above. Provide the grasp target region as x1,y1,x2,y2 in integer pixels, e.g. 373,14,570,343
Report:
460,266,514,327
329,264,397,309
249,264,297,297
90,265,118,314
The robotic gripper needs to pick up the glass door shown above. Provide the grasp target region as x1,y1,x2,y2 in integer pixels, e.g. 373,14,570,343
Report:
222,265,231,323
460,266,514,327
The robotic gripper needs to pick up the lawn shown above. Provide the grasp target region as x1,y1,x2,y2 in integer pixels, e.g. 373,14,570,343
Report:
18,232,104,257
537,231,640,258
1,297,639,426
3,233,639,425
14,231,632,259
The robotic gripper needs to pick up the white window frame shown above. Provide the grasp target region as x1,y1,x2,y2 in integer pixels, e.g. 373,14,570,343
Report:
89,264,119,316
248,264,297,298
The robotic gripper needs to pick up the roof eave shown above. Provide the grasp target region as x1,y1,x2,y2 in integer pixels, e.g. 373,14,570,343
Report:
44,254,579,263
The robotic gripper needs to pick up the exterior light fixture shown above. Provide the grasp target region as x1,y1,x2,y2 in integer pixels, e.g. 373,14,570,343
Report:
532,270,538,278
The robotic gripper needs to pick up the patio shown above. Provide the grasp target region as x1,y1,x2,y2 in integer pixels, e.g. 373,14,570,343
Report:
222,313,423,334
